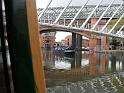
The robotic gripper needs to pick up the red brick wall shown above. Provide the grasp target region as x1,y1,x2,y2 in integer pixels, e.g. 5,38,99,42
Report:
64,35,72,46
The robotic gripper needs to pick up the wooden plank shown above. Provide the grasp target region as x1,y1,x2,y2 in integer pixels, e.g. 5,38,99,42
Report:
26,0,46,93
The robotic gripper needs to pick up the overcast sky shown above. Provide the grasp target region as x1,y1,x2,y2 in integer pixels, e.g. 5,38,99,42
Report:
36,0,123,8
36,0,123,42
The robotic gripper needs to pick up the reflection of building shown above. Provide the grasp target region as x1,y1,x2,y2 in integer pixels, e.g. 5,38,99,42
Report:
40,32,56,48
64,35,72,46
61,39,65,46
82,37,89,48
43,50,55,68
64,35,89,47
89,53,109,76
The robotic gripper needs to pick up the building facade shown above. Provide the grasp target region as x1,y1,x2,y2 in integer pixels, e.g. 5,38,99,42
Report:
40,32,56,48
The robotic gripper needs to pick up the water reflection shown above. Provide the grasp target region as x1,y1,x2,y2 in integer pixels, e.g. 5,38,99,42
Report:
43,49,124,93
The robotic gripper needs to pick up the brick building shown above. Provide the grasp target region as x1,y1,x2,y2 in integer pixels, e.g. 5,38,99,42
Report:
40,32,56,48
64,35,72,47
64,35,89,48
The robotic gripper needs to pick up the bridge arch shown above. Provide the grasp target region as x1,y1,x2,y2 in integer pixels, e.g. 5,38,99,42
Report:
40,28,91,39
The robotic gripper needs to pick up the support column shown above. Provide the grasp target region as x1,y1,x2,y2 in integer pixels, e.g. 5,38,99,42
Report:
4,0,46,93
101,36,109,50
71,51,82,69
75,52,82,68
89,37,101,52
89,53,97,75
72,33,76,50
76,34,82,51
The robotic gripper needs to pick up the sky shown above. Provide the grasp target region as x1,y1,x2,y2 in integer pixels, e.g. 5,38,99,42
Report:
55,32,72,42
36,0,123,42
36,0,123,8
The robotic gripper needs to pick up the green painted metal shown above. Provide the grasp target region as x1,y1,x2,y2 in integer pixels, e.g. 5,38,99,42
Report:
4,0,36,93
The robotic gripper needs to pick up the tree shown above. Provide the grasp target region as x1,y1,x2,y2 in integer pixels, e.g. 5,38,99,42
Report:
108,17,124,31
110,37,120,49
107,16,124,50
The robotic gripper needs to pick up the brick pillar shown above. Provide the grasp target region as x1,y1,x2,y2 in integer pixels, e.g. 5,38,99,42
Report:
89,37,101,52
101,36,109,50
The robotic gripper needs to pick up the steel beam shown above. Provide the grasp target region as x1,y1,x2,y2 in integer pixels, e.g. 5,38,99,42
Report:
38,4,124,21
38,0,53,21
68,0,89,27
81,0,103,28
41,23,124,38
54,0,72,24
100,3,123,32
91,0,115,30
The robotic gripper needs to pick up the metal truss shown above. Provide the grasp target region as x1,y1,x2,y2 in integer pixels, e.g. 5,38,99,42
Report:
38,0,124,38
38,4,124,21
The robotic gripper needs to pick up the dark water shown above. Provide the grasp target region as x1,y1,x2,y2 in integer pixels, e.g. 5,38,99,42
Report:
43,49,124,93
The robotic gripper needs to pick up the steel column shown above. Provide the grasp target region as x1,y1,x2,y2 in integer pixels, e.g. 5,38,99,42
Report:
81,0,103,28
76,34,82,51
72,33,76,50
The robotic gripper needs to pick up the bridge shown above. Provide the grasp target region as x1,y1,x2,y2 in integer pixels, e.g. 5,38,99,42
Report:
1,0,124,93
38,0,124,38
37,0,124,51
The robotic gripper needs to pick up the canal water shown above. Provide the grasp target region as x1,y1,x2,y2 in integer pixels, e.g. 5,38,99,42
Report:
43,49,124,93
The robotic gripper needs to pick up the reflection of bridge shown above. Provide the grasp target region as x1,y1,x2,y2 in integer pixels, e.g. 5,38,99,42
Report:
38,0,124,51
44,49,124,93
44,51,124,82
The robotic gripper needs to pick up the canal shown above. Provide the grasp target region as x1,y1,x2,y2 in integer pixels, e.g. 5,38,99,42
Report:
43,49,124,93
